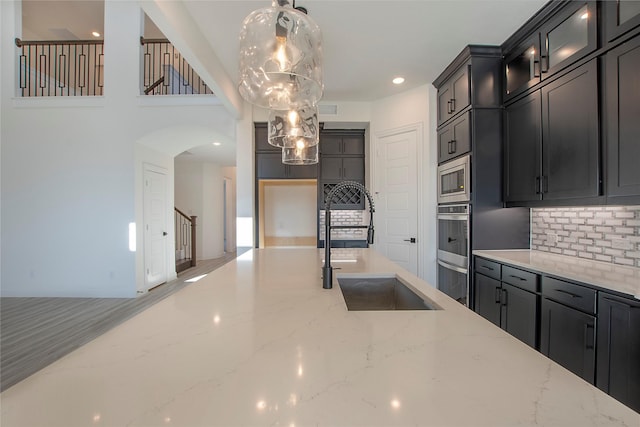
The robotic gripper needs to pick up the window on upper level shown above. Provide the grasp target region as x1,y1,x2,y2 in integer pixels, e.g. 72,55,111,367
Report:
140,13,214,96
18,0,105,96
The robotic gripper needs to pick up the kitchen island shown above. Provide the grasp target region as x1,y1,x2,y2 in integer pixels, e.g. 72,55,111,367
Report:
1,248,637,426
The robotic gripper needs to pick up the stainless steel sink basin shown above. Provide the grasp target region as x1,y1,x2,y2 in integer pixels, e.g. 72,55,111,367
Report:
337,275,440,311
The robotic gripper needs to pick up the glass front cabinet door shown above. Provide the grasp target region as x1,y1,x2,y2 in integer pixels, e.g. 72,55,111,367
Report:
504,34,542,99
504,1,597,100
604,0,640,42
540,1,597,80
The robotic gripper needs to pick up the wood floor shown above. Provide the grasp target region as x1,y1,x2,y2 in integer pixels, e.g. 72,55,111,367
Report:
0,250,248,392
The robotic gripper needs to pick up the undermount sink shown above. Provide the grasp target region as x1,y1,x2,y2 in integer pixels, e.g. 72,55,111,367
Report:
337,275,440,311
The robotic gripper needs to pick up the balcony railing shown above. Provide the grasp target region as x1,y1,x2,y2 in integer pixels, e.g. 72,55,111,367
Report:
15,37,213,98
141,37,213,96
15,38,104,97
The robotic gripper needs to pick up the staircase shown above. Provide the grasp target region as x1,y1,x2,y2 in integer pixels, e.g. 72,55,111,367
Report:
175,208,197,273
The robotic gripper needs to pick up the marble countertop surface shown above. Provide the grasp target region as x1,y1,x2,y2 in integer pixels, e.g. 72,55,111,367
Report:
473,249,640,300
1,248,638,426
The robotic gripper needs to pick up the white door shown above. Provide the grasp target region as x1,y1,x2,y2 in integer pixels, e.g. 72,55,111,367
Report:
374,128,419,274
144,166,168,290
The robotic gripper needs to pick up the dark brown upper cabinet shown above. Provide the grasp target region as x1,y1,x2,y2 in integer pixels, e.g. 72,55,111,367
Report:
541,2,597,78
504,33,542,99
504,60,600,204
436,64,470,127
318,132,365,156
320,157,364,181
254,123,317,179
254,122,279,152
504,1,597,102
256,152,317,179
504,91,543,203
605,35,640,203
434,45,502,128
437,111,471,164
541,59,600,201
603,0,640,43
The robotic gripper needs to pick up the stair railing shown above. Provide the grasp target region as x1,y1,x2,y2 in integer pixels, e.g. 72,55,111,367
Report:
140,37,213,95
175,207,197,273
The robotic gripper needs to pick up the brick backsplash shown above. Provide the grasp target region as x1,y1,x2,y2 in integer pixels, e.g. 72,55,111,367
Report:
531,206,640,268
319,210,367,240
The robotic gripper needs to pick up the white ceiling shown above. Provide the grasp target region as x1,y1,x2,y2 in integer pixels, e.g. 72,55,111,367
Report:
21,0,549,165
184,0,548,101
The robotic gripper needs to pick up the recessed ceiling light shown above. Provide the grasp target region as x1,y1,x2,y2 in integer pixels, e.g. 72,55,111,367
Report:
392,77,405,85
92,31,101,38
212,142,222,146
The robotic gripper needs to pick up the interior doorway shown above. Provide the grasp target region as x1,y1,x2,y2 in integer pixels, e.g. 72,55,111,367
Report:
143,164,169,291
257,179,317,247
374,126,419,275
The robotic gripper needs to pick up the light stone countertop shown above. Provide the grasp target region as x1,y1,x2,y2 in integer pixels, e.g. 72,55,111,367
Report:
473,249,640,300
1,248,638,426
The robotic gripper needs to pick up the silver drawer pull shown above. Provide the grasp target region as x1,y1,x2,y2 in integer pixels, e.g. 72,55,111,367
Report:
509,275,526,281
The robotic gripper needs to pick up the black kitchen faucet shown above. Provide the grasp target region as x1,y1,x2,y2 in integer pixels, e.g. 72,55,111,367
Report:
322,181,375,289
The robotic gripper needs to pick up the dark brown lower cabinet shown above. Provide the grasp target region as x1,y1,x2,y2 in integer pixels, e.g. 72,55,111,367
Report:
597,293,640,413
501,283,538,349
540,298,596,385
474,256,640,410
474,271,537,349
475,273,502,327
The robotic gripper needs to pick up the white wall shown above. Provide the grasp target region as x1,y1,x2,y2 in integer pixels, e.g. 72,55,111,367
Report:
1,1,236,297
264,184,317,237
201,162,224,259
222,167,237,252
235,102,255,247
174,160,225,260
371,84,438,285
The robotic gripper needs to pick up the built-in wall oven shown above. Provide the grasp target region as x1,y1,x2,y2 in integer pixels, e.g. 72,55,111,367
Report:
437,203,470,306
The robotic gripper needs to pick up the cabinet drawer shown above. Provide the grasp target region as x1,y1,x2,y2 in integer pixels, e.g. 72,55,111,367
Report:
542,276,596,314
475,257,501,280
502,265,538,293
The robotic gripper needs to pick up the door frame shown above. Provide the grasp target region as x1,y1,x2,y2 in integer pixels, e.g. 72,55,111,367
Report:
141,163,171,293
372,122,426,278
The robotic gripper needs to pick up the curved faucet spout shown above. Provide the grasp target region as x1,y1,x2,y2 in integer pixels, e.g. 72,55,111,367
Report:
322,181,375,289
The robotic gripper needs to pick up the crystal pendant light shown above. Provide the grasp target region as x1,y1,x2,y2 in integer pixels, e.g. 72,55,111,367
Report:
282,139,319,165
238,0,323,109
268,104,319,148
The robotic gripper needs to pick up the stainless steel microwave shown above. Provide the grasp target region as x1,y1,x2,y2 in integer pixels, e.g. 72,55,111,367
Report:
437,155,470,204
